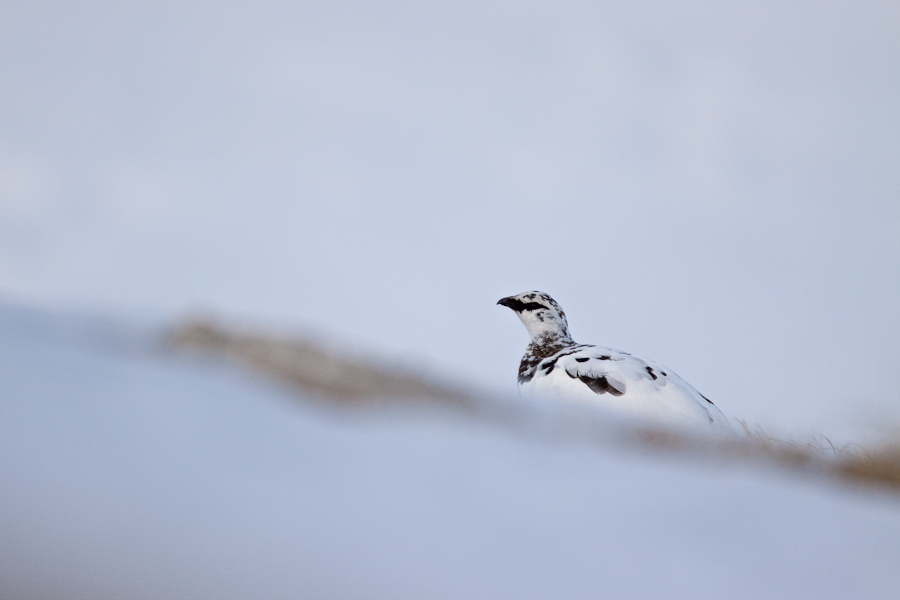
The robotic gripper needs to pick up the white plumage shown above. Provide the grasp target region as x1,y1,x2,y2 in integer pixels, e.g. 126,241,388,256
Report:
498,291,729,430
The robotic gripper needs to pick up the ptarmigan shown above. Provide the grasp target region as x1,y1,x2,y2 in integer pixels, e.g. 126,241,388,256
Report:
498,291,728,429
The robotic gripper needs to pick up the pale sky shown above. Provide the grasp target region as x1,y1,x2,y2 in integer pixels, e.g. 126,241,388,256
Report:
1,0,898,438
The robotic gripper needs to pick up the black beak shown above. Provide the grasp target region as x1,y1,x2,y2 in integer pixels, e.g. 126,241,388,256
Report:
497,296,522,310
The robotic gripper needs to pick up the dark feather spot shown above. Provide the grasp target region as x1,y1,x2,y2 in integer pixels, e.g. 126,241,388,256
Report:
661,371,667,376
645,366,658,380
541,357,559,374
497,297,549,312
579,374,609,393
575,357,589,363
520,302,547,312
700,393,714,404
597,355,611,360
609,380,626,396
575,374,626,397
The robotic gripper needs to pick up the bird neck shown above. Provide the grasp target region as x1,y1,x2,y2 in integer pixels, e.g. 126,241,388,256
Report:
517,331,577,385
525,331,576,360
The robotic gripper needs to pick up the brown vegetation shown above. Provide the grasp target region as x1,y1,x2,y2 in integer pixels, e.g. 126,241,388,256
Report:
169,317,900,494
169,316,476,409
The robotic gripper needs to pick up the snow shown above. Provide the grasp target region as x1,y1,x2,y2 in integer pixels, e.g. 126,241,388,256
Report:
2,305,898,600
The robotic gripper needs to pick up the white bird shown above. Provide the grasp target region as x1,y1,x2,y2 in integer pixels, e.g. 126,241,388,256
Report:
498,291,729,430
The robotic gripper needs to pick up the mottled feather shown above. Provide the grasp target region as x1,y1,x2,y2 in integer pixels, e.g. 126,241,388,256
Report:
498,291,729,430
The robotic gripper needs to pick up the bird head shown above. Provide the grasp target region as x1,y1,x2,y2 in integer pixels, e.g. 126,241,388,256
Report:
497,291,573,342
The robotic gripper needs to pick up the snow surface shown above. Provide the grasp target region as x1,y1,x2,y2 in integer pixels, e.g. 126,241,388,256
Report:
2,305,899,600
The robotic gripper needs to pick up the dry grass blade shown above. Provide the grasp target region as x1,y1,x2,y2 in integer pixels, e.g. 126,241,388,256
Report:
169,317,476,410
168,317,900,495
836,444,900,489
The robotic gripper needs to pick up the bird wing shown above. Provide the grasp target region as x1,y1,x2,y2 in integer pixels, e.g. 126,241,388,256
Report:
550,346,649,397
531,345,728,427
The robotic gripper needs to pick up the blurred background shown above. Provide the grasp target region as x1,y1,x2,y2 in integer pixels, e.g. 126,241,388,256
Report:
1,0,899,436
1,2,900,598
